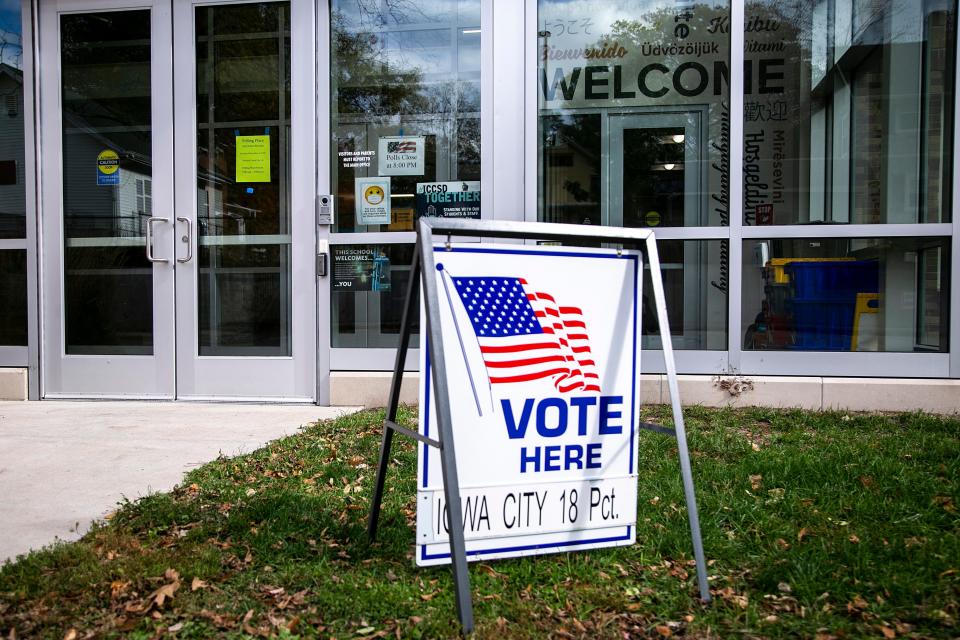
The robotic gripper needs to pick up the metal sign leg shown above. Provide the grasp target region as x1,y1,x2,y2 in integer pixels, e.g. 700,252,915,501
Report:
645,236,712,603
368,245,421,541
418,230,475,633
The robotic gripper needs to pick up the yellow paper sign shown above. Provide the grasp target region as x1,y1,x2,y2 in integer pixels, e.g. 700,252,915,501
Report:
236,135,270,182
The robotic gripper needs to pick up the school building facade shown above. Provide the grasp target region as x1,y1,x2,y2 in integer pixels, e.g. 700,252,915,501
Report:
0,0,958,410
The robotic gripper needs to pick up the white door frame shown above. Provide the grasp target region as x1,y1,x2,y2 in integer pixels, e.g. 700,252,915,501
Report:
316,0,330,405
607,110,705,228
39,0,177,398
39,0,318,401
172,0,317,401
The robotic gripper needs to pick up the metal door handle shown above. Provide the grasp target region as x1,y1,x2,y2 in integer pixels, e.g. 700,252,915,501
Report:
145,217,170,263
176,216,193,263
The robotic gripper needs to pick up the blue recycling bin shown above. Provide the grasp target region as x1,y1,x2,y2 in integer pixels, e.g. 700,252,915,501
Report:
784,260,879,350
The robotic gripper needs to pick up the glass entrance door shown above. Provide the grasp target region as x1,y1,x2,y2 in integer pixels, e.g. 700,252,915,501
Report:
40,0,317,400
171,0,316,400
40,0,176,397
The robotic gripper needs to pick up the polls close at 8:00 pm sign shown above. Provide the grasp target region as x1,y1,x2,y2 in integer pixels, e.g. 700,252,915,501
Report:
417,243,642,566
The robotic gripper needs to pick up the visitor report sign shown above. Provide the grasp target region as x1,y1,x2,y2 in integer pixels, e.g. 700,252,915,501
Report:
416,244,641,566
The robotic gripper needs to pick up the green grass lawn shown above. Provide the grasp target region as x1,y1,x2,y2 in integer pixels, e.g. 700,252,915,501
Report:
1,406,958,639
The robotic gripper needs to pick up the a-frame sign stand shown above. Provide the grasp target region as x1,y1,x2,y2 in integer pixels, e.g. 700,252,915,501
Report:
367,219,710,634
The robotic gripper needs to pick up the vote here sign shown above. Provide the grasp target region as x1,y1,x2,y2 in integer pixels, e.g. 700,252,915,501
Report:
416,243,642,566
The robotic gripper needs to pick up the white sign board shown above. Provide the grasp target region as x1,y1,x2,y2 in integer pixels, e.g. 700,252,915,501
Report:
378,136,425,176
355,176,391,225
416,243,642,566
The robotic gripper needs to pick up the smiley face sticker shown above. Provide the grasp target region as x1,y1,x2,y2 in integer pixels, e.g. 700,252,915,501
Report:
355,177,391,225
364,184,386,206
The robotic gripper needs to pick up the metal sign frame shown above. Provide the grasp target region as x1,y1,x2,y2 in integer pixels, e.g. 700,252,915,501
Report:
367,218,710,634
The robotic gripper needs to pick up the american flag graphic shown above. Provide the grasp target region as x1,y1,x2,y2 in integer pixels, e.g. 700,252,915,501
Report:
387,141,417,153
450,276,601,394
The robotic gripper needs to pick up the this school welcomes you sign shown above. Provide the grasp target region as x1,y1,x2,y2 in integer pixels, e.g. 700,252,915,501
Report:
416,244,642,566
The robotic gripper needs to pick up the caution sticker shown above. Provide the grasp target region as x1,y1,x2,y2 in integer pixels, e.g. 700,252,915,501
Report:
97,149,120,185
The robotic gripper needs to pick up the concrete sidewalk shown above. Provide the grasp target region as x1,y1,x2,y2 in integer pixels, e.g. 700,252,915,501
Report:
0,401,360,564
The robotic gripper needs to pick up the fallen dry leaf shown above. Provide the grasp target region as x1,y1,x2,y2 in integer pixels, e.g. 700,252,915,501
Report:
149,572,181,609
750,475,763,489
655,625,672,637
798,528,810,542
242,610,257,635
110,580,130,599
847,594,869,613
878,625,895,639
479,564,503,578
63,631,78,640
894,622,913,634
849,534,860,544
933,495,956,513
191,577,208,591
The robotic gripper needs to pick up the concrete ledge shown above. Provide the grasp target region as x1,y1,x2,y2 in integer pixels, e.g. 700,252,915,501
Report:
334,372,662,409
822,378,960,414
640,374,662,404
0,368,27,401
330,371,419,408
678,375,823,410
328,372,960,414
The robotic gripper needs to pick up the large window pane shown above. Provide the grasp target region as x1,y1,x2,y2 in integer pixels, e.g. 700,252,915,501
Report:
0,250,27,346
743,0,957,225
331,0,481,233
538,0,731,228
61,11,153,355
1,0,28,351
0,0,25,239
743,237,950,352
195,3,292,356
642,240,728,350
331,244,419,349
